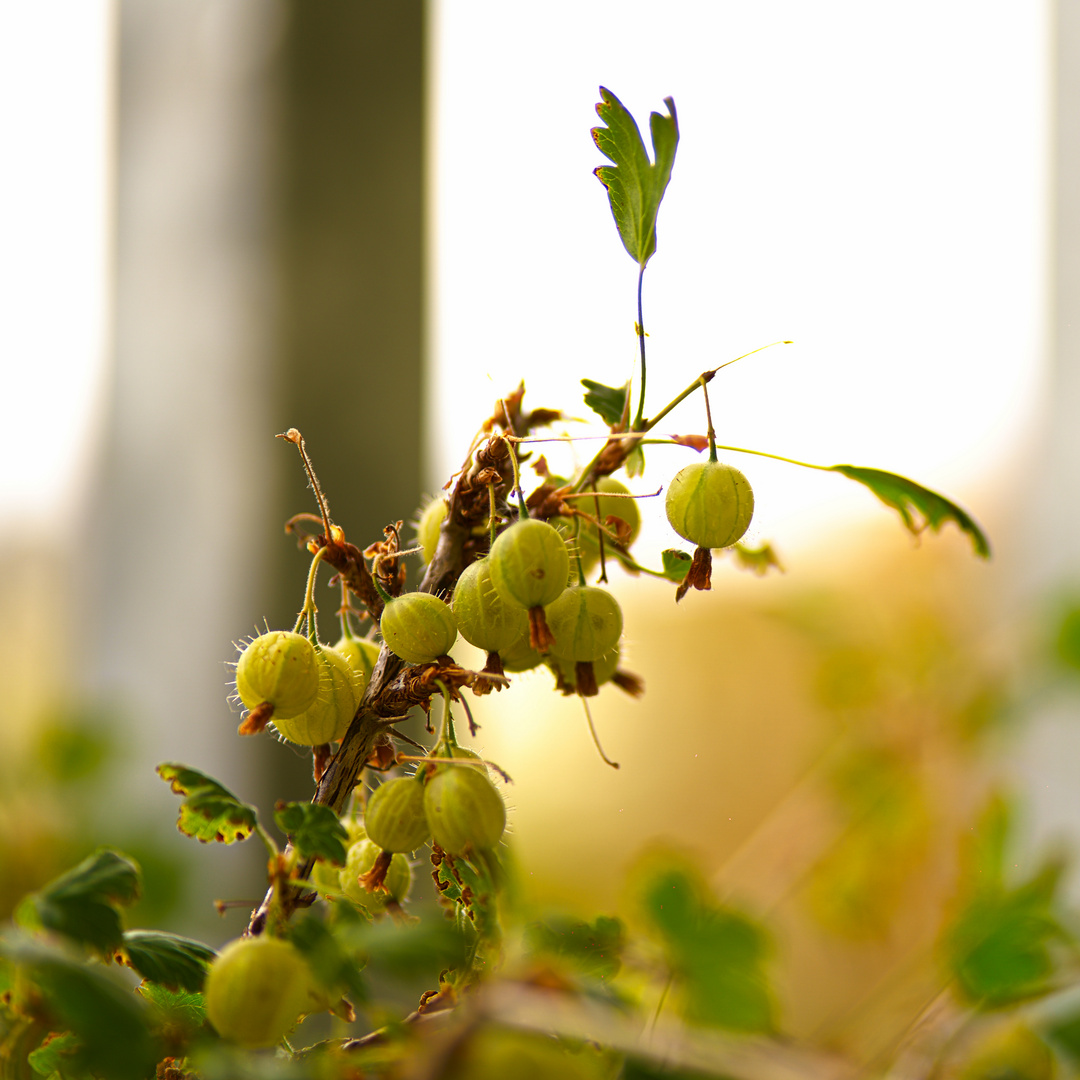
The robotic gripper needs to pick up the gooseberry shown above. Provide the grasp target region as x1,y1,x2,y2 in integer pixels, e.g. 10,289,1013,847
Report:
203,936,320,1049
379,591,458,665
235,630,320,722
364,775,431,852
332,634,380,680
452,558,529,656
272,646,359,746
415,496,448,563
424,764,506,856
544,586,623,664
499,630,545,673
340,838,412,906
665,460,754,549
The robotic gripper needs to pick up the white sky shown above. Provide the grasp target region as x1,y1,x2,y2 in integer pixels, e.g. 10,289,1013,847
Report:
427,1,1050,555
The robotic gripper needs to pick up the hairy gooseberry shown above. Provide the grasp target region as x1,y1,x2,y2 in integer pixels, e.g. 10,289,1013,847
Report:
272,646,359,746
415,496,448,563
364,775,431,852
576,477,642,555
340,838,412,907
499,630,544,673
545,586,623,663
235,630,320,726
665,460,754,549
379,592,458,665
204,936,320,1049
424,764,506,856
452,557,529,666
332,634,380,680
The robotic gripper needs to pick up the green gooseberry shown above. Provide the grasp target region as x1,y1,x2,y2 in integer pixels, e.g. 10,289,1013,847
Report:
415,496,448,564
544,586,623,663
332,634,380,680
364,775,431,852
452,558,529,654
235,630,320,719
548,644,620,693
499,629,545,673
488,519,569,610
424,764,506,856
665,460,754,549
340,838,412,907
576,477,642,555
379,592,458,665
272,646,359,746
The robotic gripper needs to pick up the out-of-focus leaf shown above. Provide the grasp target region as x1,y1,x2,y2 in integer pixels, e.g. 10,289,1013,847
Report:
34,717,111,783
581,379,630,427
2,934,160,1080
829,465,990,558
20,850,141,954
524,916,625,980
661,549,692,583
728,543,783,576
592,88,679,268
625,444,646,478
1055,604,1080,672
137,981,207,1036
156,763,258,845
640,863,773,1033
27,1030,81,1078
288,912,366,1004
274,802,349,867
121,930,215,992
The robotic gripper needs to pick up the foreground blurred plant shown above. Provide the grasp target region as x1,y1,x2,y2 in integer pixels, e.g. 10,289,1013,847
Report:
4,89,1051,1080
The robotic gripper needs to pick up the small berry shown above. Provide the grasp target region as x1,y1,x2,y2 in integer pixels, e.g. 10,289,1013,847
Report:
272,646,360,746
544,586,623,663
379,592,458,665
548,644,620,693
489,519,569,651
452,558,529,654
235,631,320,720
340,838,412,907
424,765,506,856
204,937,319,1049
576,477,642,555
665,460,754,549
364,775,431,852
332,634,380,680
499,630,544,673
415,496,448,563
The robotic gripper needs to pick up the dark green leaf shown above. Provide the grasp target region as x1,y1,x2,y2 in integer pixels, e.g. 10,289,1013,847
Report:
641,865,773,1033
581,378,630,427
2,934,160,1080
661,549,692,583
157,762,259,844
729,542,783,576
122,930,215,992
524,916,624,980
22,849,141,954
592,88,679,268
829,465,991,558
274,802,349,866
137,981,207,1035
27,1030,81,1078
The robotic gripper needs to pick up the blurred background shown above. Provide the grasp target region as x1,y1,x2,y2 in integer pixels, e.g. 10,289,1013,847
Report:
1,0,1077,1060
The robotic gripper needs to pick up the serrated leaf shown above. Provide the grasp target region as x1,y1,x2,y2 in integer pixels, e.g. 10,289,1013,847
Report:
27,1030,81,1078
592,88,679,268
830,465,990,558
137,981,207,1035
729,542,784,576
121,931,215,992
2,934,160,1080
524,916,624,980
274,802,349,867
24,850,141,954
661,549,692,583
581,378,630,427
157,762,258,844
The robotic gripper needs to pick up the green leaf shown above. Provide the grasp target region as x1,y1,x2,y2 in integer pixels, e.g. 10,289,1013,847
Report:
274,801,349,867
2,934,160,1080
137,981,207,1036
581,378,630,427
640,864,773,1033
661,549,692,583
729,542,783,576
592,88,679,268
121,930,215,992
524,916,624,980
288,911,367,1004
27,1031,81,1078
157,762,259,844
22,849,141,954
829,465,991,558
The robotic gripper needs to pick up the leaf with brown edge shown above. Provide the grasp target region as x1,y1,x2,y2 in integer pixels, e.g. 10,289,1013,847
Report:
156,763,258,844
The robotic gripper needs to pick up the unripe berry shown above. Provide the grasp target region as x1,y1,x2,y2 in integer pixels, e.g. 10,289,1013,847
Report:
452,558,529,654
489,519,569,610
544,586,623,663
424,765,506,856
499,630,544,673
549,644,620,693
415,496,448,564
235,631,319,719
364,776,431,852
379,592,458,665
665,461,754,549
332,635,380,680
273,647,359,746
204,937,319,1049
576,477,642,555
340,838,412,906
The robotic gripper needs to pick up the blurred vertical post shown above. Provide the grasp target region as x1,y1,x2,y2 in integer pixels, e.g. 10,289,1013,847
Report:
77,0,425,934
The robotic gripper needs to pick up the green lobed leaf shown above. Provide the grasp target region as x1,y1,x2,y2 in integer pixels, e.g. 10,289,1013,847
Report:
829,465,991,558
524,916,625,980
27,1030,81,1078
157,762,258,844
121,930,215,993
661,549,692,583
641,864,773,1033
581,378,630,428
592,88,679,268
274,801,349,867
137,981,207,1036
22,849,141,954
1,934,160,1080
